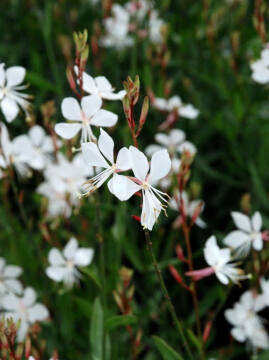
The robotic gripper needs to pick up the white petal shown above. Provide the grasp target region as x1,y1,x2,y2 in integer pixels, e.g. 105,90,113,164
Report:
178,141,197,155
0,64,5,87
81,95,102,118
61,97,82,121
204,236,220,266
215,271,229,285
148,149,171,183
102,89,126,100
2,293,19,310
4,265,22,278
90,110,118,127
223,231,250,249
17,320,29,342
170,129,186,144
28,125,46,147
1,97,19,122
4,279,23,294
252,212,262,232
253,234,263,251
82,142,109,168
179,104,199,119
145,144,164,157
0,258,6,272
6,66,26,87
55,123,82,140
28,304,49,322
116,147,131,171
82,72,97,94
98,128,114,163
129,146,149,181
155,133,169,146
95,76,113,92
154,98,168,111
46,266,66,282
23,287,36,307
108,173,141,200
74,248,94,266
63,237,78,260
48,248,65,265
231,212,252,232
231,327,246,342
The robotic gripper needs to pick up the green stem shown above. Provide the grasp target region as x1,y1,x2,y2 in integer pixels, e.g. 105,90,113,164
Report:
9,174,29,230
145,230,193,360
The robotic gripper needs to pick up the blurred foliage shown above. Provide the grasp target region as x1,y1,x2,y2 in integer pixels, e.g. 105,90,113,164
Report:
1,0,269,359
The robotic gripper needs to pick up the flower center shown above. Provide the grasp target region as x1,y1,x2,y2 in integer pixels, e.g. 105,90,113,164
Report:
111,163,117,173
142,182,149,190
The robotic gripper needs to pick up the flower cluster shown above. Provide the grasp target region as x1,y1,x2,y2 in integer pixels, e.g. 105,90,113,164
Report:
250,46,269,84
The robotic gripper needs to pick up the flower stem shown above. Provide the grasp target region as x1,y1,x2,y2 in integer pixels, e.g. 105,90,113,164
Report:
144,230,193,359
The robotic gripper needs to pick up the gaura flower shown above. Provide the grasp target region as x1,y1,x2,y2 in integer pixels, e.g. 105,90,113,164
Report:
223,211,264,257
186,236,249,285
0,63,31,122
250,47,269,84
259,278,269,307
125,0,152,22
2,287,49,342
55,95,117,143
112,146,172,231
148,10,165,44
169,190,206,228
80,129,137,199
0,257,23,296
225,291,269,350
0,122,32,178
46,237,94,288
153,95,199,119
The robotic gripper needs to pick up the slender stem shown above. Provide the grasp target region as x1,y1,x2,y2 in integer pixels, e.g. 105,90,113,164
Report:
94,189,107,360
182,224,205,360
145,230,193,359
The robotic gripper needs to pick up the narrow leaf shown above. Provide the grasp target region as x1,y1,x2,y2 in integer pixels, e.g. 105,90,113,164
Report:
153,336,184,360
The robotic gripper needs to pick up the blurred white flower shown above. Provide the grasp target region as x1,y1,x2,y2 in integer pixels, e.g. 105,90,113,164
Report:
250,47,269,84
259,278,269,307
81,129,135,199
0,257,23,296
2,287,49,342
0,63,31,123
55,95,117,143
100,4,134,49
225,291,269,350
224,211,263,257
153,95,199,119
149,10,165,44
37,153,92,218
46,237,94,287
169,190,206,228
0,122,32,178
125,0,152,22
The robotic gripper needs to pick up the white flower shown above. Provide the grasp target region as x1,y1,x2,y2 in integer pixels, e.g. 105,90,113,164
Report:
125,0,152,22
0,63,31,122
2,287,49,342
225,291,269,350
46,237,94,287
0,122,32,178
204,235,248,285
0,257,23,296
250,47,269,84
169,190,206,228
113,146,171,231
37,153,92,218
153,95,199,119
55,95,117,143
223,212,263,257
100,4,134,49
78,70,126,101
81,129,136,199
259,278,269,307
149,10,165,44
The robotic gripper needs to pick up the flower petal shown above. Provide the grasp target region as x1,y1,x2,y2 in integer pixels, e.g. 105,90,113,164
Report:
215,271,229,285
81,95,102,118
0,64,5,87
108,173,141,200
4,279,23,294
6,66,26,87
23,287,36,307
98,128,114,163
223,231,250,249
74,248,94,266
82,72,97,94
252,212,262,232
179,104,199,119
4,265,22,278
253,234,263,251
129,146,149,181
61,97,82,121
231,327,246,342
116,147,131,171
46,266,66,282
28,125,45,147
48,248,65,266
63,237,78,260
204,236,220,267
231,212,252,232
155,133,169,146
1,97,20,122
148,149,171,184
82,142,109,168
95,76,113,92
102,89,126,100
55,123,82,139
90,109,118,127
28,304,49,322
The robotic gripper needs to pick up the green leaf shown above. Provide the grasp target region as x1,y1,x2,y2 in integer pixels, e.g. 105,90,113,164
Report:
26,71,57,93
187,329,202,357
258,350,269,359
105,315,137,332
80,267,102,289
90,298,104,360
153,336,184,360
